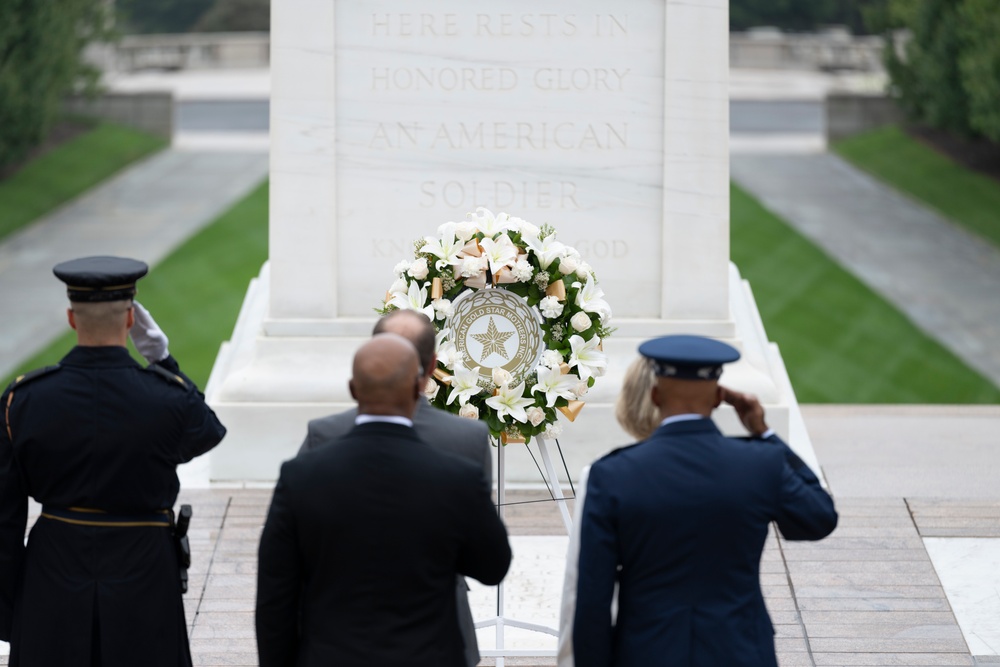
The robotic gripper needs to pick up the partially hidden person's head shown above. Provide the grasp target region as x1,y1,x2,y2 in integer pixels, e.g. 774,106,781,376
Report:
615,356,661,441
372,309,436,381
349,333,424,419
638,334,741,420
53,256,148,347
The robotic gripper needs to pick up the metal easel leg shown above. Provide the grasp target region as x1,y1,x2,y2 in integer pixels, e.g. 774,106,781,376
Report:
535,436,573,534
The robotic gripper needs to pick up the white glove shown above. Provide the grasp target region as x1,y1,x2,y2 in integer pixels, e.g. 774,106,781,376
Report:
129,301,170,363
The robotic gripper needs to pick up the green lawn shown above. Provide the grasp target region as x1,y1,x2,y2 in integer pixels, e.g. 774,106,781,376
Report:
731,182,1000,403
0,122,166,242
834,125,1000,249
4,181,269,389
7,178,998,403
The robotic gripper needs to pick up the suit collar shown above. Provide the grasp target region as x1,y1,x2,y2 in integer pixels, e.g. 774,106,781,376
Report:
651,417,721,438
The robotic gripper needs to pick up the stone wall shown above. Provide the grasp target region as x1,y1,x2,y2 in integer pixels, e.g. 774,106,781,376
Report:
826,93,905,142
64,92,173,139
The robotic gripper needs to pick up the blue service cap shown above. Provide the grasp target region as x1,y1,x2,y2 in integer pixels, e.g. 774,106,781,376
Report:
638,334,740,380
53,256,148,302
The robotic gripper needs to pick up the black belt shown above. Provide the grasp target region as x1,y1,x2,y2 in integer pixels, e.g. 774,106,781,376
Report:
41,506,172,528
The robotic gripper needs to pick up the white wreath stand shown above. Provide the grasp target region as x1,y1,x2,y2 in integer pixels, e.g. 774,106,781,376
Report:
475,435,573,665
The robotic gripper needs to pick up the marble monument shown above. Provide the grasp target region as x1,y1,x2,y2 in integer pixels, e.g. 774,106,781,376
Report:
206,0,821,480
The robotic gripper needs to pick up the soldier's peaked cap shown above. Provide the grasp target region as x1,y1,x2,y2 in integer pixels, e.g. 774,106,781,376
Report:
638,334,740,381
53,256,148,302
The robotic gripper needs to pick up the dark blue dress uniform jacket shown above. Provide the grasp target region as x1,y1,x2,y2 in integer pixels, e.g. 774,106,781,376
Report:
573,418,837,667
0,346,226,667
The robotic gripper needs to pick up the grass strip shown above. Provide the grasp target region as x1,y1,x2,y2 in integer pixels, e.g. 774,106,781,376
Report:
8,179,998,403
731,182,1000,403
834,125,1000,248
4,181,269,389
0,122,166,242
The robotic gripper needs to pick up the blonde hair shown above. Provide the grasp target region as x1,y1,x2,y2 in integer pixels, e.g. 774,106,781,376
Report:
615,357,661,440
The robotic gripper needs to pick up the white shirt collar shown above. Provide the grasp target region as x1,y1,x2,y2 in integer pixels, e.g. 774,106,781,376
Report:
355,414,414,428
658,413,706,428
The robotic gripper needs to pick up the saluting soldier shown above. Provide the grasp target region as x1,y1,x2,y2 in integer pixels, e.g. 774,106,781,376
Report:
571,335,838,667
0,256,226,667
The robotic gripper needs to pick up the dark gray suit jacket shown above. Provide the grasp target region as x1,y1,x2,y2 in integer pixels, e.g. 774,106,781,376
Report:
299,398,492,667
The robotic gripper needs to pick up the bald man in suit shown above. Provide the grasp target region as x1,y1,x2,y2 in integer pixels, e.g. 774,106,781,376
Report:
298,310,492,665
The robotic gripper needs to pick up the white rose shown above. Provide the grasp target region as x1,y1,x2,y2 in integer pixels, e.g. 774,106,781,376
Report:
454,221,477,242
526,406,546,426
570,311,593,332
559,255,578,275
459,403,479,419
408,257,429,280
433,298,454,321
539,296,564,319
576,261,593,279
389,278,408,296
492,367,513,387
544,422,563,438
425,378,440,400
541,349,563,368
393,260,411,276
518,219,540,237
573,381,589,398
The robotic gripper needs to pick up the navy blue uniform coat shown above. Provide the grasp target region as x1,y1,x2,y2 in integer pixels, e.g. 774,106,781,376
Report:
573,418,837,667
0,346,226,666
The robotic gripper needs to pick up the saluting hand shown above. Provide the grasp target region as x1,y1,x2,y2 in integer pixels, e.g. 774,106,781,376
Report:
129,301,170,363
720,386,769,438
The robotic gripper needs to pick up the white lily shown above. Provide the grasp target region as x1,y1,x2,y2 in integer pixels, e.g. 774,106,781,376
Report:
389,280,434,320
569,334,608,381
420,230,464,271
485,381,535,423
479,234,519,275
447,362,483,406
472,207,510,236
531,366,579,407
574,273,613,323
522,232,566,270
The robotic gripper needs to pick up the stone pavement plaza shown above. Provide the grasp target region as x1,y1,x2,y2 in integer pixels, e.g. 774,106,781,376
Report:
4,405,998,667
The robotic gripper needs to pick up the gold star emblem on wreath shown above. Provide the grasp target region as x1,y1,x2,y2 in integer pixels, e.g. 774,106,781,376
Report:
471,317,515,362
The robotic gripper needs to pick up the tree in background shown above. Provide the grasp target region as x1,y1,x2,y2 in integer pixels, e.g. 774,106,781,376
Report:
880,0,1000,142
0,0,113,170
116,0,213,34
957,0,1000,142
193,0,269,32
730,0,872,33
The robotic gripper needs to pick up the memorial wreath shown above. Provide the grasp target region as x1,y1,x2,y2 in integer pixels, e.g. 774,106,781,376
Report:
379,207,613,443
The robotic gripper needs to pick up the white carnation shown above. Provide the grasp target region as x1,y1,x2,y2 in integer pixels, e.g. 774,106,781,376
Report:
458,403,480,419
393,260,411,276
541,350,563,368
460,255,487,278
576,261,593,280
570,311,593,332
512,257,534,282
539,296,564,319
408,257,429,280
425,378,440,400
492,367,514,387
433,298,454,321
544,422,563,438
526,406,546,427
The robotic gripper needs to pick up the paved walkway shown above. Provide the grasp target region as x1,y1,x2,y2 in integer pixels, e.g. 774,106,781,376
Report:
5,405,998,666
732,152,1000,390
0,148,268,380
